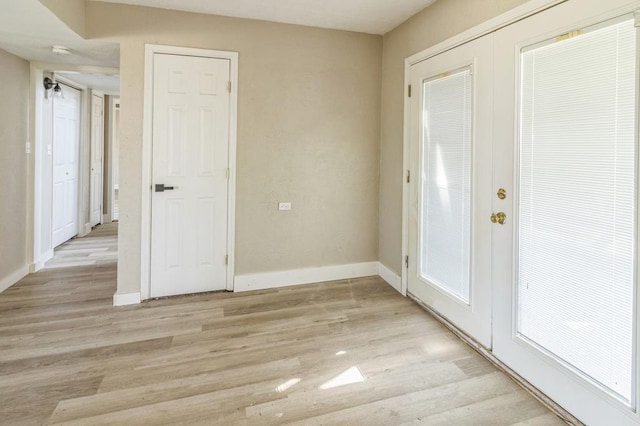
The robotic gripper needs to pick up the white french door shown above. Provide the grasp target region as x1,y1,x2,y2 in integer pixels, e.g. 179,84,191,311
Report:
150,53,231,298
407,35,494,348
407,0,640,423
492,1,640,424
90,93,104,227
52,84,81,248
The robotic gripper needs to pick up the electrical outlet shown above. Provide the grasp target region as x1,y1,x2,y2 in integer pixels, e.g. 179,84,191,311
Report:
25,142,31,154
278,202,292,211
47,144,52,155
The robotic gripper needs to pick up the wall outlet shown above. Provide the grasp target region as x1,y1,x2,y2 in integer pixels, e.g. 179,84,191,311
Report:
278,202,292,211
47,144,52,155
25,142,31,154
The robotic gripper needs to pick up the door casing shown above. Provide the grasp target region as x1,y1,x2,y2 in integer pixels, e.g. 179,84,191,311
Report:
140,44,238,300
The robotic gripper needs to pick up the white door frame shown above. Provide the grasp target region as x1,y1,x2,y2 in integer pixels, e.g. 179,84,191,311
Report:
109,97,120,222
140,44,238,300
89,90,105,227
401,0,564,295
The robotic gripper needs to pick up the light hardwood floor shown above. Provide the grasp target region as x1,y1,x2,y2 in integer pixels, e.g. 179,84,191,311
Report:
0,224,565,425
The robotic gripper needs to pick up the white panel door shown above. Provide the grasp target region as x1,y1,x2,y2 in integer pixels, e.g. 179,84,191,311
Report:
90,93,104,227
150,53,230,298
52,84,81,248
492,1,640,424
407,35,494,348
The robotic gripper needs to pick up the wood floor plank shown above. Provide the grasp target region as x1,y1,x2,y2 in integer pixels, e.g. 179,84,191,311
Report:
0,223,566,425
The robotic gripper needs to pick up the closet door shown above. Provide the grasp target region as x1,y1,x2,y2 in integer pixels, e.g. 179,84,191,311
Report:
407,35,494,348
492,1,640,424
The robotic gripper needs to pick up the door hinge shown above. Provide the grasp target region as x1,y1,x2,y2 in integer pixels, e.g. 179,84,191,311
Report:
226,81,232,93
408,84,412,97
406,170,410,183
405,255,409,269
225,255,229,265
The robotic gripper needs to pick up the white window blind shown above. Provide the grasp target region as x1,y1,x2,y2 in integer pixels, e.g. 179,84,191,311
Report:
420,68,472,303
518,18,636,402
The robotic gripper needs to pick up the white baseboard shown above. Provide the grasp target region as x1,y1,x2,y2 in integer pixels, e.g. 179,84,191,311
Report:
113,292,141,306
234,261,379,292
30,249,54,273
103,213,112,223
378,262,402,294
0,264,29,294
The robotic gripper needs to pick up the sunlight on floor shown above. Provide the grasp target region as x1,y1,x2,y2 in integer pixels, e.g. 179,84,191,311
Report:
320,366,365,390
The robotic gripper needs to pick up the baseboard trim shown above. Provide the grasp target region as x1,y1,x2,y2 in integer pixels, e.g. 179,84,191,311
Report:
378,262,402,293
0,265,29,294
234,261,379,292
80,222,92,237
103,213,112,223
30,249,54,273
113,292,141,306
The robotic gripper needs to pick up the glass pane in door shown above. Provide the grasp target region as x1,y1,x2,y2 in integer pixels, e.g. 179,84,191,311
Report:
518,18,636,402
420,68,472,303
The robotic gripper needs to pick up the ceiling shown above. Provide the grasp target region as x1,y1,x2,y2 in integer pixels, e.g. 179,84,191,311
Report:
90,0,438,35
0,0,119,68
0,0,437,95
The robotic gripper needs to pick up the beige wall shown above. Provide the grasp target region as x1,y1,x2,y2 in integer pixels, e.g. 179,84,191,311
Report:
86,2,382,295
0,49,29,281
378,0,529,274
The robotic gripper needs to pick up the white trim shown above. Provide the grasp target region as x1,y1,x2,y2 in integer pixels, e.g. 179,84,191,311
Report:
81,222,92,237
103,213,111,223
378,262,402,293
140,44,239,300
0,265,29,294
405,0,566,67
401,0,564,296
234,262,379,292
30,248,54,273
113,292,141,306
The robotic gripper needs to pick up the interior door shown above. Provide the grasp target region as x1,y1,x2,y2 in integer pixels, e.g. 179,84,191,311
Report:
492,1,640,424
90,93,104,227
150,53,231,298
407,35,494,348
52,84,81,248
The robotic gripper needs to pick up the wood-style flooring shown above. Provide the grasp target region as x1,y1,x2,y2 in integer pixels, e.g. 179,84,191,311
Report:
44,223,118,269
0,224,565,425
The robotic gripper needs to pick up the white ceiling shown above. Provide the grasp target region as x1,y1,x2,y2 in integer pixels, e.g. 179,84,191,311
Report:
0,0,119,68
90,0,438,35
0,0,120,93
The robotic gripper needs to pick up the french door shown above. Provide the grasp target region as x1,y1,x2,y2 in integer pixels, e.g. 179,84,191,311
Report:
407,0,640,423
407,35,494,348
492,1,640,424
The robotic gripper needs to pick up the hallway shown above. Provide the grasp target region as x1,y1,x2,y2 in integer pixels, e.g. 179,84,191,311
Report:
44,223,118,269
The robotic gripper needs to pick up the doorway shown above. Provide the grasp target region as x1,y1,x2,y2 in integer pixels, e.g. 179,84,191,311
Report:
142,45,238,299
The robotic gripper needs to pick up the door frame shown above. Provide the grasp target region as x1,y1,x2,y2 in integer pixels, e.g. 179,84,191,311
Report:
89,90,105,228
401,0,564,295
140,44,239,300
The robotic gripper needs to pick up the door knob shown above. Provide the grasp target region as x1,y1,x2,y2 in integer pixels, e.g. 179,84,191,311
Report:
491,212,507,225
497,188,506,199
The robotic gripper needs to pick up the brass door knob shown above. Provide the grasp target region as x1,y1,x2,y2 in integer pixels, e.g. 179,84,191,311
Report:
491,212,507,225
497,188,506,199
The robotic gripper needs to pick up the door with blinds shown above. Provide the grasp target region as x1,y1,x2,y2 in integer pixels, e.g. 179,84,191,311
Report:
492,1,640,424
407,0,640,423
407,35,494,348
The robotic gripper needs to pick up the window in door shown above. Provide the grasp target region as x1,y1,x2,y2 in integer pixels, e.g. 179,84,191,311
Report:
420,67,473,303
518,16,637,403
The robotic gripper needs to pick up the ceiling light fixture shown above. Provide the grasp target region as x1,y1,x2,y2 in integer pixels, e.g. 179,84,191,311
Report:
51,45,71,55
